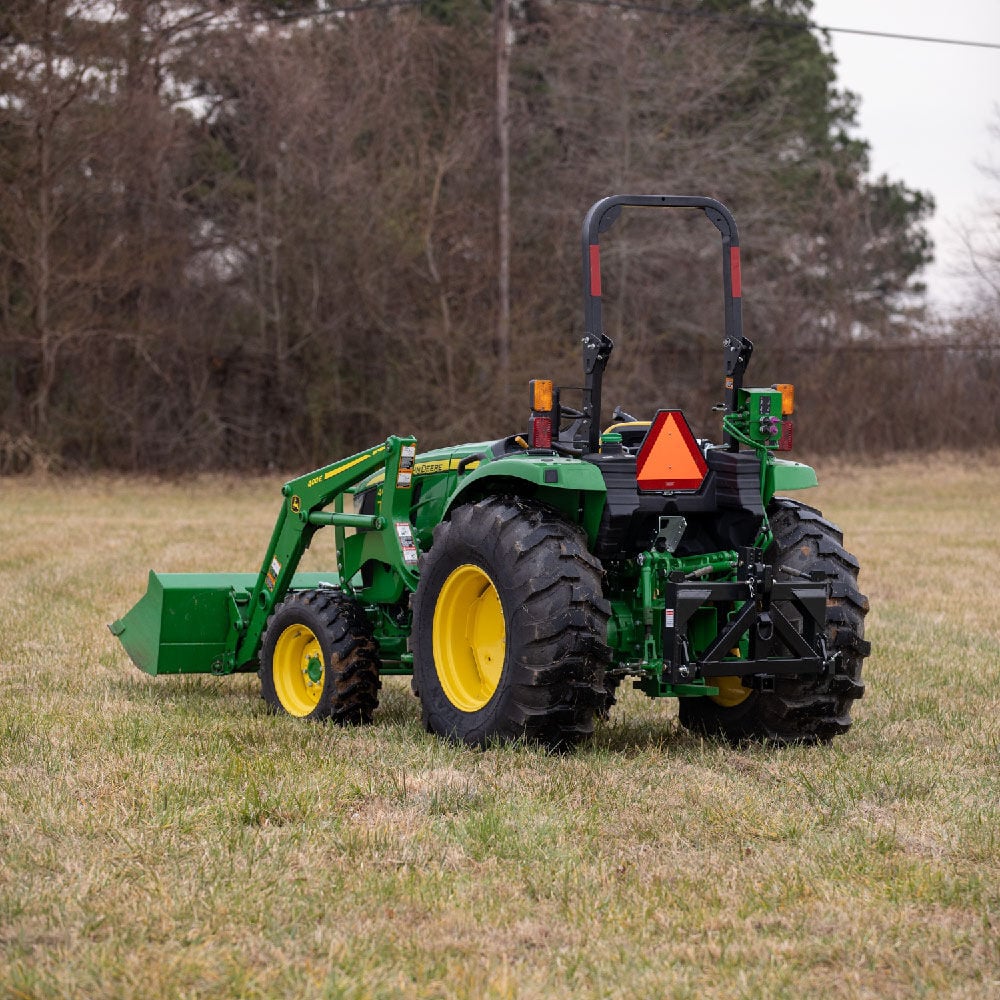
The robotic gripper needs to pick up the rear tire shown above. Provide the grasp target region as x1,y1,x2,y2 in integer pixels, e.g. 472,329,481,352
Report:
678,498,869,744
597,673,624,721
260,589,381,723
412,497,610,750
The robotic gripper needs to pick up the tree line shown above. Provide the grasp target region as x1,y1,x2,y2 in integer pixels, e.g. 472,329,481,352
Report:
0,0,995,473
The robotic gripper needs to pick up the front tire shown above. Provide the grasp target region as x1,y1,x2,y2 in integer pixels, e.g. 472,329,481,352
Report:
678,498,870,744
260,589,381,723
412,497,610,750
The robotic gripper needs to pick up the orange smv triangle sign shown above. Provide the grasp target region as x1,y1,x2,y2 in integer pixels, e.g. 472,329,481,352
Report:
635,409,708,492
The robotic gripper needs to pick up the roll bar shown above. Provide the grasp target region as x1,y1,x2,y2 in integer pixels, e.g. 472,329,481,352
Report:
575,195,752,454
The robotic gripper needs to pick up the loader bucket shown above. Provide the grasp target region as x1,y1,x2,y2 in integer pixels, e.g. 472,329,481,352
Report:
109,570,332,675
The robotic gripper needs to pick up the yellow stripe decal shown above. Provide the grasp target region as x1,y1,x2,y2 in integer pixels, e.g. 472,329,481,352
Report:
306,446,385,488
364,456,477,488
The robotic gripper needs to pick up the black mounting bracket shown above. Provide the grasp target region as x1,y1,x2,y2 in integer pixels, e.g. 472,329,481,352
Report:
662,548,831,684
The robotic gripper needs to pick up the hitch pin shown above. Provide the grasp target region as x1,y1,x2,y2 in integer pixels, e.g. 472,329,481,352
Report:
779,564,811,580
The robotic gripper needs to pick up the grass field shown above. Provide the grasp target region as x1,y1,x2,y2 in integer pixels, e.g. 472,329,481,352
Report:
1,457,998,998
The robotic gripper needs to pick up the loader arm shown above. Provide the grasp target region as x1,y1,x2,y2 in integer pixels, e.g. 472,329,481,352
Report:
231,435,419,671
109,435,420,678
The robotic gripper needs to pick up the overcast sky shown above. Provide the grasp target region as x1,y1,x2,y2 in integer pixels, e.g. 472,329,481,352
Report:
808,0,1000,313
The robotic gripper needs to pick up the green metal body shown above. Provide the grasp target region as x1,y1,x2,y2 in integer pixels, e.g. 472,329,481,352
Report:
111,424,816,689
111,194,823,701
111,571,331,676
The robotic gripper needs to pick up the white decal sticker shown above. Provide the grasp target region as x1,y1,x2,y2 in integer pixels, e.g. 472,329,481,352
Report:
395,522,419,566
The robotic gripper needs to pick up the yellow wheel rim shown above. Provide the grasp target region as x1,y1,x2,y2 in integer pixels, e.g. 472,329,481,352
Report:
272,622,325,717
432,564,506,712
711,675,751,708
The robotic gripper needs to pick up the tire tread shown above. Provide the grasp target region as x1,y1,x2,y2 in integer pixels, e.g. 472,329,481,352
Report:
678,497,869,744
413,496,610,750
260,589,381,724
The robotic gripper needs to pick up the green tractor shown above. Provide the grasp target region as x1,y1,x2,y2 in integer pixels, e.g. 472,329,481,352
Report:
111,195,869,750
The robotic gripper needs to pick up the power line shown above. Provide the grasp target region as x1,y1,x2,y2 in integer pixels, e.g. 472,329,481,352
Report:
4,0,998,51
817,23,1000,51
558,0,1000,51
238,0,1000,52
249,0,1000,51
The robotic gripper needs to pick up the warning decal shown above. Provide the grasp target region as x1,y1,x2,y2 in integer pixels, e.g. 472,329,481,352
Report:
394,521,419,567
397,445,417,489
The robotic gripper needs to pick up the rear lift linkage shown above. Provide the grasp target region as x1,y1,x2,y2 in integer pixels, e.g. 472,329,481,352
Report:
662,547,840,690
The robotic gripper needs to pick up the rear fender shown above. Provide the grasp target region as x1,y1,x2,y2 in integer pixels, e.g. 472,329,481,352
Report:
443,456,607,548
765,459,818,499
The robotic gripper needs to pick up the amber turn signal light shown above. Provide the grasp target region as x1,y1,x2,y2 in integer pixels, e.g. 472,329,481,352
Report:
529,379,554,413
772,383,794,416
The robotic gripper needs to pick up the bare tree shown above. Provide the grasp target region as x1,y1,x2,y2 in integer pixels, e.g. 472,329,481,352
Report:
0,1,969,471
961,108,1000,306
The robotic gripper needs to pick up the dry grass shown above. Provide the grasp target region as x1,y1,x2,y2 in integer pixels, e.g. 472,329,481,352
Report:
1,457,998,998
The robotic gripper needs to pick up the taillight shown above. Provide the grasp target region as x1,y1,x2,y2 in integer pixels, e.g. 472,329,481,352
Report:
529,415,552,449
528,378,555,449
777,419,794,451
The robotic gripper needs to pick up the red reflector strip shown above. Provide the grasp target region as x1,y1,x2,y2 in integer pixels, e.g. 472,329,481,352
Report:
730,246,742,298
530,415,552,449
589,244,602,297
778,419,794,452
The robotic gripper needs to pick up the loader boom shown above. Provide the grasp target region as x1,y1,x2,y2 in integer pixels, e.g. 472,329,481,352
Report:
229,435,420,672
111,435,420,677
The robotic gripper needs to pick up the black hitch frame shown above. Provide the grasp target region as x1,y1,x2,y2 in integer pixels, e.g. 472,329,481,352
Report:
662,548,834,684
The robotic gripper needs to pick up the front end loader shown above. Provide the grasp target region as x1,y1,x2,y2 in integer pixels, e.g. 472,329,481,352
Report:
111,195,870,750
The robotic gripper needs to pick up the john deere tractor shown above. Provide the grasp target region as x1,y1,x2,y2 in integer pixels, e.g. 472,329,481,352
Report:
112,195,869,750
